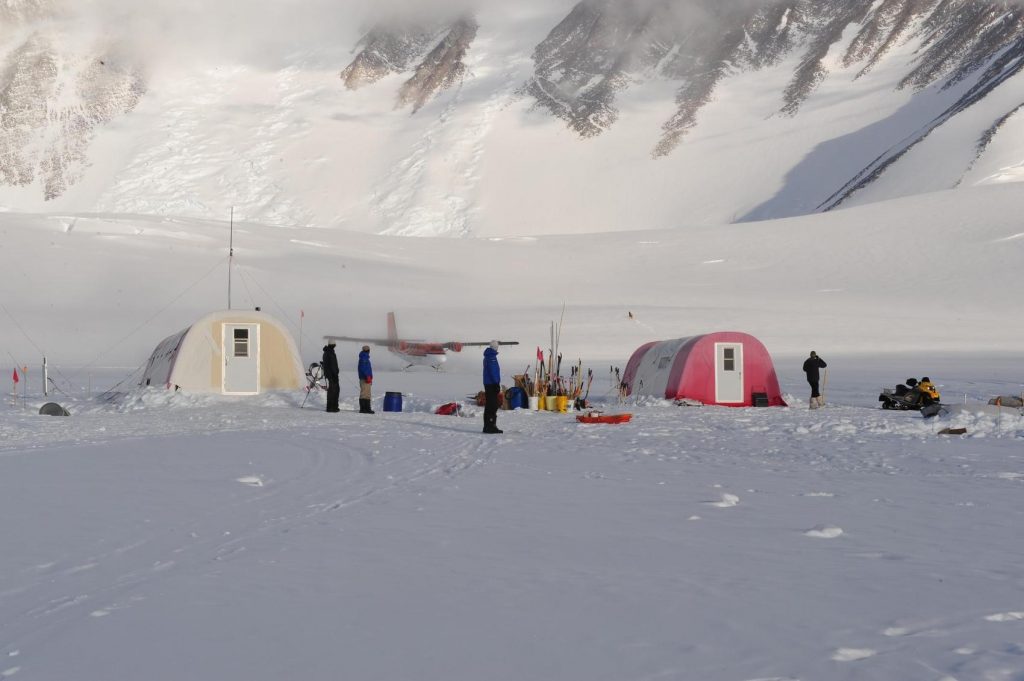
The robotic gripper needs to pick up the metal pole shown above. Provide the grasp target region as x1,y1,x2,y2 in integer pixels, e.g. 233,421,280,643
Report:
228,207,234,310
42,356,48,397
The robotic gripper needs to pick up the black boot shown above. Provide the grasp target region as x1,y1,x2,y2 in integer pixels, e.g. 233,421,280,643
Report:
359,398,375,414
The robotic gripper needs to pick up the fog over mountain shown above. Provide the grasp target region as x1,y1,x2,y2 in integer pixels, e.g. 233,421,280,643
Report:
1,0,1022,235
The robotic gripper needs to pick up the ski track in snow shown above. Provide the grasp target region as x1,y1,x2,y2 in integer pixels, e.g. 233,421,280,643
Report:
0,402,497,672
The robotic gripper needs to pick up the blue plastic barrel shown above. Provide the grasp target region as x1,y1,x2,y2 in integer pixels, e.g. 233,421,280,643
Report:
507,387,526,410
383,391,403,412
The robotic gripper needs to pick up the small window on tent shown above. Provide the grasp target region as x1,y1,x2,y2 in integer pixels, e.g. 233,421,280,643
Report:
234,328,249,357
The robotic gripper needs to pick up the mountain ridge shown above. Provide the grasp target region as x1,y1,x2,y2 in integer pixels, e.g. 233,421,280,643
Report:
0,0,1021,236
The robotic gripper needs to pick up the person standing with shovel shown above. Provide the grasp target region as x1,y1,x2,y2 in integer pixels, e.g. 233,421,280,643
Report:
803,350,828,409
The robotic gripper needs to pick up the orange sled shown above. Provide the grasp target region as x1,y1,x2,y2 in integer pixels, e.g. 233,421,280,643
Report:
576,412,632,424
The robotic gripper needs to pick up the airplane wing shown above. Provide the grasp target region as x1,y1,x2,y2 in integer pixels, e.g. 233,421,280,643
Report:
322,335,393,346
458,341,520,346
458,339,516,346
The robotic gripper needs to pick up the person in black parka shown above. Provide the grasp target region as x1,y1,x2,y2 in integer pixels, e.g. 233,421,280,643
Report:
802,350,827,409
322,341,340,413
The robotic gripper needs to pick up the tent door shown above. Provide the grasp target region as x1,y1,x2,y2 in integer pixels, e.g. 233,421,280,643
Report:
715,343,744,404
223,324,260,395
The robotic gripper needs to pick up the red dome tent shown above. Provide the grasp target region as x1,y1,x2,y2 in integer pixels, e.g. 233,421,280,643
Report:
623,332,786,407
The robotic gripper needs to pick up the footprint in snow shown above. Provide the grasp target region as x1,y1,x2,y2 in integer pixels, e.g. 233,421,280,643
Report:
236,476,264,487
804,525,843,539
832,648,876,662
985,611,1024,622
706,493,739,508
882,619,947,638
2,668,20,678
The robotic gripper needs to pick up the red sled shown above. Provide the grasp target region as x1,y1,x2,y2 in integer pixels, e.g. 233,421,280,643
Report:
576,412,632,425
435,402,462,416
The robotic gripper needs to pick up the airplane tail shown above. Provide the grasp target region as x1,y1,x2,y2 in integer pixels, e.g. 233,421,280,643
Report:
387,312,398,349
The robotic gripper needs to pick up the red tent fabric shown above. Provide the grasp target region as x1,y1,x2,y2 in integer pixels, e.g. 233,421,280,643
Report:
623,332,786,407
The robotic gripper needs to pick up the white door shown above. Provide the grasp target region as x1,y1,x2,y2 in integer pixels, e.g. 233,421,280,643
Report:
715,343,744,404
223,324,260,394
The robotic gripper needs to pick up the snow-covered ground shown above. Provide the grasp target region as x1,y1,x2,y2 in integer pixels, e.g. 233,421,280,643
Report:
1,360,1022,681
2,180,1024,679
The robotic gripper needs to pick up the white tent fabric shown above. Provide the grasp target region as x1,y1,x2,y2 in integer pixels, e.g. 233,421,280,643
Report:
141,310,303,394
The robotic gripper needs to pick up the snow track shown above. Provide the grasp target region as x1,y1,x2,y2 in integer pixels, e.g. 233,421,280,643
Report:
0,408,498,678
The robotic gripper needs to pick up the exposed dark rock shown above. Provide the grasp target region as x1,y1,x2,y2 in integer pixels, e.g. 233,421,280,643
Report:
962,102,1024,183
397,17,478,113
0,32,145,200
819,31,1024,211
340,24,446,90
0,0,54,23
524,1,664,138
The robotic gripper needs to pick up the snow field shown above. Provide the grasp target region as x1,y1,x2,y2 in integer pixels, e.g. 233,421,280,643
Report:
0,359,1022,680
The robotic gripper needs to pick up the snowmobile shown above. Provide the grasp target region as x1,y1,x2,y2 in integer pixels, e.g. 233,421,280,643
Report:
878,378,939,412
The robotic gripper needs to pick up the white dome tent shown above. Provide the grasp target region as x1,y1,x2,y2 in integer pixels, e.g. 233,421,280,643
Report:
141,310,303,395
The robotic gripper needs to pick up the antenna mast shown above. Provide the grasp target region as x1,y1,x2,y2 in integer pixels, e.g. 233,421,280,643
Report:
228,207,234,310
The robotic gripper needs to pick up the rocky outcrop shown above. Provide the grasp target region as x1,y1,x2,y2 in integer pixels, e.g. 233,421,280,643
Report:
340,24,447,90
524,1,658,138
655,2,801,156
520,0,1024,164
0,0,54,23
0,32,145,200
396,17,478,113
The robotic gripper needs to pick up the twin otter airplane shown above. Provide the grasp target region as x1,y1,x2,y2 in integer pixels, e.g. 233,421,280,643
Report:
325,312,518,370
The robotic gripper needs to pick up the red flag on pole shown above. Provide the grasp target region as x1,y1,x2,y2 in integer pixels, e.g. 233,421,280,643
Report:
536,346,543,363
12,368,19,384
300,309,305,318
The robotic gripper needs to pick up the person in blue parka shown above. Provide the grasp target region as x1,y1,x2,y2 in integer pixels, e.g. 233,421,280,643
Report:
358,345,374,414
482,341,502,434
